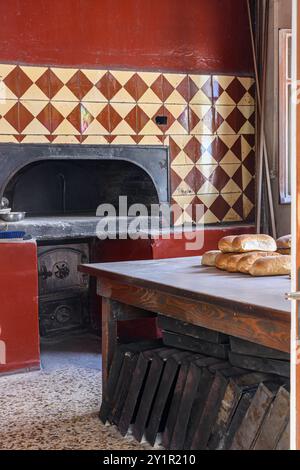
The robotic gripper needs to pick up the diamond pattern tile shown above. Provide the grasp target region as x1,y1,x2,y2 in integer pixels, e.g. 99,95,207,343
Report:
0,63,256,226
215,105,255,135
213,75,255,105
188,75,213,104
189,105,215,134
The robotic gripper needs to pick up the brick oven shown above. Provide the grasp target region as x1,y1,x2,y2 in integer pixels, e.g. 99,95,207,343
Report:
0,143,169,337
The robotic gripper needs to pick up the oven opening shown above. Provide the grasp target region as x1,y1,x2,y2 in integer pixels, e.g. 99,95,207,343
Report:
4,159,159,217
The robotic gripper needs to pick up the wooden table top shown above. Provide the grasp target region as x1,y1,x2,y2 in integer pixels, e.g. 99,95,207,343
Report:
80,256,291,318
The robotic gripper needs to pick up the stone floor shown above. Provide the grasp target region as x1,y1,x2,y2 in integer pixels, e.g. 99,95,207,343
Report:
0,333,150,450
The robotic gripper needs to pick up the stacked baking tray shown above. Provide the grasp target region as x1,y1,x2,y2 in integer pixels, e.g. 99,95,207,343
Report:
100,317,290,450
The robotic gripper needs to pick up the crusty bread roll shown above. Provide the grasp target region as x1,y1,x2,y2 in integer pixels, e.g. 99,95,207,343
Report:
218,236,237,253
237,251,281,274
232,234,277,253
226,253,250,273
215,253,233,271
201,250,221,267
249,255,291,277
276,234,291,250
277,248,291,255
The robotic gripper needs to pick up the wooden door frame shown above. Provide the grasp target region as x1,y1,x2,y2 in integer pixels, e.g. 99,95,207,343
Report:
291,0,300,451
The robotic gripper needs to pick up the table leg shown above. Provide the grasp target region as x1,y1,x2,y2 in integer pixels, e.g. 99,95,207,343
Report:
101,297,118,398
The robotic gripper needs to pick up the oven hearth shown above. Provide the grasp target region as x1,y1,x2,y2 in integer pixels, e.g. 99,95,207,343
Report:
0,143,169,338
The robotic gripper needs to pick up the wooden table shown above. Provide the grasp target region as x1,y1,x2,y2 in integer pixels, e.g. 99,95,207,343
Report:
79,256,291,395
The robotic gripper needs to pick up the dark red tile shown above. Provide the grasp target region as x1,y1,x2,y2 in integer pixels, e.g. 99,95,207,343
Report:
231,165,243,190
36,103,52,132
170,168,184,194
209,137,228,163
183,137,200,163
49,69,64,99
49,103,64,133
96,72,122,101
96,104,110,132
77,70,94,100
66,71,81,100
177,106,189,132
194,166,208,193
124,105,137,133
226,78,247,104
161,75,175,101
109,104,122,132
18,102,34,133
150,74,163,102
66,104,81,133
232,194,244,218
3,102,19,132
226,107,246,133
212,77,224,102
209,166,230,191
169,137,181,162
136,105,149,133
4,66,32,98
36,69,51,98
176,76,189,102
210,195,231,221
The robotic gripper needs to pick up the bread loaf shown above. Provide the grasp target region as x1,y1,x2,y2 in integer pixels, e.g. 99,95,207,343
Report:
276,234,291,250
277,248,291,255
249,255,291,277
232,234,277,253
201,250,221,267
215,253,233,270
237,251,281,274
218,236,237,253
226,253,250,273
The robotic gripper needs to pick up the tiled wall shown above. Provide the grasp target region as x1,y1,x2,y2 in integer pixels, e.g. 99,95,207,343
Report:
0,64,255,225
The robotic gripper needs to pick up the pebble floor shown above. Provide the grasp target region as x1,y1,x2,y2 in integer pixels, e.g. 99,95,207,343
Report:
0,333,150,450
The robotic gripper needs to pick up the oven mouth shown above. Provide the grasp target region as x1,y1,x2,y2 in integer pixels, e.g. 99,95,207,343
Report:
4,159,160,217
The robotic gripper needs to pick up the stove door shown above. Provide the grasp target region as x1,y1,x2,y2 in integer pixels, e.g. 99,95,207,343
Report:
38,244,89,296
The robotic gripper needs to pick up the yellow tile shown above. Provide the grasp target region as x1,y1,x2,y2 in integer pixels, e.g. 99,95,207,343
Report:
243,195,254,218
51,135,80,144
189,75,212,105
109,70,135,86
50,67,79,83
222,164,241,178
197,181,219,195
52,101,78,118
242,167,253,189
54,119,79,135
164,73,186,88
80,69,107,85
81,135,108,145
20,65,47,81
198,194,219,208
110,135,136,145
172,164,194,180
110,102,135,118
0,101,18,134
82,119,109,135
0,134,18,143
241,136,253,160
222,192,242,205
198,209,219,225
21,135,49,143
214,91,235,106
111,87,135,103
138,135,163,145
223,208,242,222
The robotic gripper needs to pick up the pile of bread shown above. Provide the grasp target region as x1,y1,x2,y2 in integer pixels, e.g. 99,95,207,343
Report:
202,234,291,276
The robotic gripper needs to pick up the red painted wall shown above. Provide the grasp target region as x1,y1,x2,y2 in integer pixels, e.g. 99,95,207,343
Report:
0,0,253,74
